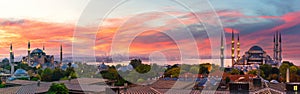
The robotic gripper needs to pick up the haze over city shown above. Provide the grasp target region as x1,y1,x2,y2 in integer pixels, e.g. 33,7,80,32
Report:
0,0,300,65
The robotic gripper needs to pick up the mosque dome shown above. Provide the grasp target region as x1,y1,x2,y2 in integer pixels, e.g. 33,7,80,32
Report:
249,46,264,51
14,69,28,75
2,58,9,63
99,63,108,69
127,64,134,71
117,66,128,72
31,48,44,54
31,48,46,57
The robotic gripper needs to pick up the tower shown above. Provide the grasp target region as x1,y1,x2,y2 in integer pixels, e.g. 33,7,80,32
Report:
60,43,63,64
231,30,235,67
43,43,45,51
273,34,277,61
237,33,240,60
220,32,224,68
278,32,282,62
28,41,31,66
10,43,14,75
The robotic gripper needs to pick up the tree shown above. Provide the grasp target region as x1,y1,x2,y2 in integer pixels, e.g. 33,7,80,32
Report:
259,64,272,79
47,83,68,94
230,69,240,75
41,68,53,82
248,70,258,75
135,64,151,74
199,65,209,74
279,63,290,79
189,66,199,74
290,66,298,74
271,67,280,75
52,68,64,81
129,59,142,68
225,77,231,84
165,67,180,78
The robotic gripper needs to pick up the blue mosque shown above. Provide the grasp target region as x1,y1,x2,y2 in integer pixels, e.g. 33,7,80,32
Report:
220,30,283,70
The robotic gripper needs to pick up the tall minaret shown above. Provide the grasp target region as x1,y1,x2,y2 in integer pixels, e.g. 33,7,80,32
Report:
28,41,31,66
43,43,45,52
60,43,63,64
273,34,277,61
231,30,235,67
10,43,14,75
278,32,282,62
237,33,240,60
220,32,224,68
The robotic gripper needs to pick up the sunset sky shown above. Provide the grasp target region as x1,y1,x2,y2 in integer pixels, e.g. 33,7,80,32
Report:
0,0,300,65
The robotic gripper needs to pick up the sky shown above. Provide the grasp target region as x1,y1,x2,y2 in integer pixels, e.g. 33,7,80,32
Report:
0,0,300,65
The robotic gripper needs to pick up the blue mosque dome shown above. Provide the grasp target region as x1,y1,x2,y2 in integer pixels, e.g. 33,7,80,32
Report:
14,69,28,75
100,63,108,69
31,48,44,54
249,46,263,51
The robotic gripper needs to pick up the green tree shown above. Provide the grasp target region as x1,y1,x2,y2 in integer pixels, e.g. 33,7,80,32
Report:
135,64,151,73
290,66,298,74
129,59,142,68
165,67,180,78
47,83,68,94
259,64,272,79
248,70,258,75
189,66,199,74
279,63,290,79
41,68,53,82
52,68,64,81
230,69,240,75
271,67,280,75
225,77,231,84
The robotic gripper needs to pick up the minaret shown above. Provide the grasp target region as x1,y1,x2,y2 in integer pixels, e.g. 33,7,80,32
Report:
278,32,282,62
273,34,277,61
43,43,45,52
60,43,63,64
275,31,279,61
237,33,240,60
220,32,224,68
231,30,235,67
10,43,14,75
28,41,31,66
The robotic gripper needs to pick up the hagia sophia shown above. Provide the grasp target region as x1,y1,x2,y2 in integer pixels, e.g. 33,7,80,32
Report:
220,30,283,70
20,41,63,69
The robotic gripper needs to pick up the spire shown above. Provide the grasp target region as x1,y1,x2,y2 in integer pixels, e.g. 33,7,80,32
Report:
28,40,31,66
60,43,63,64
10,43,12,52
43,43,45,51
273,34,276,60
231,29,235,67
279,32,282,62
220,32,224,68
237,33,240,60
10,43,14,75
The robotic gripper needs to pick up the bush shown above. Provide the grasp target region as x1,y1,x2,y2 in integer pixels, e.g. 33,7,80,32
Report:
0,84,5,88
47,83,68,94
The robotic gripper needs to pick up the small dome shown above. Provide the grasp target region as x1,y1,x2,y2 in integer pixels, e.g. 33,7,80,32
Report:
118,66,128,72
127,64,134,71
2,58,9,63
99,63,108,69
249,46,264,51
14,69,28,75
